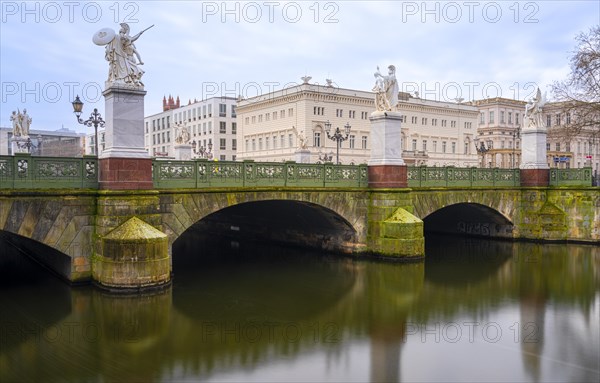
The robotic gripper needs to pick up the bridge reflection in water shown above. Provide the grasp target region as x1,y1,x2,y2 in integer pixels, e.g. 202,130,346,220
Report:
1,231,598,382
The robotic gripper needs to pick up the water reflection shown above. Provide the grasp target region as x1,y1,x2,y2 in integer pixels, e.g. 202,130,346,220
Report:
1,233,598,382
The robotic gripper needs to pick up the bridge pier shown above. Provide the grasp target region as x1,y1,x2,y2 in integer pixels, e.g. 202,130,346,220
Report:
367,191,425,259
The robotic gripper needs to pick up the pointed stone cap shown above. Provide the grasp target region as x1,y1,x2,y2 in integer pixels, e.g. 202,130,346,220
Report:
104,217,167,242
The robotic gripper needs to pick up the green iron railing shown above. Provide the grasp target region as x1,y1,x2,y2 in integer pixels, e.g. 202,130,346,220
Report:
549,167,593,186
0,156,593,189
152,160,369,188
407,166,521,187
0,154,98,189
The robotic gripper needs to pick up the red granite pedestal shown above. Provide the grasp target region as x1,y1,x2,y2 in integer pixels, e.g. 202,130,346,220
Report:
368,165,408,188
99,157,153,190
520,169,549,187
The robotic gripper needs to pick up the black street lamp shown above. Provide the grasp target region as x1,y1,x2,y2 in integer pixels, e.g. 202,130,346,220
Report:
72,95,105,156
324,121,351,165
512,127,520,168
192,140,213,159
474,137,492,168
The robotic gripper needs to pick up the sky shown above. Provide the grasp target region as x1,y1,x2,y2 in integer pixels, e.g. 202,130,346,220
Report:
1,0,599,133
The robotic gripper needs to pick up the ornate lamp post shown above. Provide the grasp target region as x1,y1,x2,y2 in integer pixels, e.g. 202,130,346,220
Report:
192,140,213,159
474,137,492,168
72,95,105,156
324,120,351,165
512,128,521,168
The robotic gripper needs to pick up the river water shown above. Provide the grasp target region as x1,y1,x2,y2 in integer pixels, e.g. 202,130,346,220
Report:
1,233,599,382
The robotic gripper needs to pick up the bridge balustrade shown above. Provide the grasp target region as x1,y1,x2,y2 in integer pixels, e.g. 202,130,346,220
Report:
0,155,98,189
406,166,521,187
549,167,593,186
0,156,593,189
152,160,369,188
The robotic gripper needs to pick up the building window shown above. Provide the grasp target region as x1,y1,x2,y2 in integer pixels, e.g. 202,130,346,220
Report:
251,116,256,124
203,105,207,118
546,114,551,127
441,120,447,127
232,122,237,134
556,114,561,125
336,109,343,117
265,113,270,121
280,135,285,148
452,142,456,153
464,142,469,154
547,143,551,151
208,122,212,134
252,139,256,151
231,105,236,118
219,103,226,117
245,139,249,152
288,134,293,148
442,141,447,153
280,109,285,118
516,113,520,125
258,115,263,123
265,137,270,150
433,141,437,152
349,110,355,118
219,121,226,134
220,155,226,161
232,139,237,151
273,135,277,149
362,136,367,149
232,155,237,161
422,140,427,152
411,116,417,124
313,106,324,115
220,138,226,150
349,135,355,149
273,111,278,120
412,139,417,151
421,117,427,125
508,112,512,124
500,111,505,123
556,143,560,151
259,138,263,150
314,132,321,147
566,113,571,124
489,111,494,124
288,108,293,117
432,119,437,126
451,121,456,128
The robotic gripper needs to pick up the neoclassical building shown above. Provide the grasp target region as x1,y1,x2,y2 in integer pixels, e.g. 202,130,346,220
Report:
236,79,479,166
471,97,599,175
144,96,238,160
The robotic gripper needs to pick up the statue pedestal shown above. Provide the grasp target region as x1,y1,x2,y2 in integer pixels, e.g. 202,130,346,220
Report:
368,111,407,188
520,127,549,186
174,144,192,160
99,85,152,190
10,137,30,154
295,149,311,164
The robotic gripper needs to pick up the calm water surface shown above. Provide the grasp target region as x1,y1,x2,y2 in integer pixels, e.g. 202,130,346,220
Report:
1,233,599,382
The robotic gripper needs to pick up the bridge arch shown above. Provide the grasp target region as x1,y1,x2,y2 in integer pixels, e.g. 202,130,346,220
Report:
411,190,519,239
161,190,369,255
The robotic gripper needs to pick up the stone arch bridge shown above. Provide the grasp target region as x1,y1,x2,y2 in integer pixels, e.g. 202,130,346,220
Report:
1,186,598,289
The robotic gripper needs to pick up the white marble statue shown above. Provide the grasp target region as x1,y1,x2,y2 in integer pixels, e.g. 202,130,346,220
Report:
373,65,399,112
524,88,546,130
291,126,308,150
10,109,31,137
93,23,153,87
20,109,31,136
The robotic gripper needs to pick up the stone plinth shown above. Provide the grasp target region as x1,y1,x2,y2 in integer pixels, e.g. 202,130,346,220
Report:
93,216,170,290
519,127,549,187
368,111,407,188
99,157,153,190
11,137,30,154
174,144,192,160
295,149,311,164
99,85,152,189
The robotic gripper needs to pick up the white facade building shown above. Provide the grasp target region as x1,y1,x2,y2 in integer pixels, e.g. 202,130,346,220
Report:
236,80,479,166
1,127,85,157
144,96,238,160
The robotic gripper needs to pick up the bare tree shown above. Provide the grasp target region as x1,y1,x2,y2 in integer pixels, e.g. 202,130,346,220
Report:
551,25,600,142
